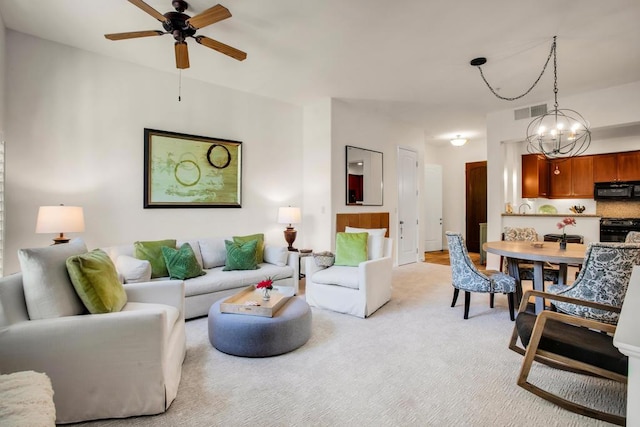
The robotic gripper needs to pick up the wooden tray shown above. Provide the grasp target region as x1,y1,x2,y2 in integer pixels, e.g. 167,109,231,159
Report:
220,285,291,317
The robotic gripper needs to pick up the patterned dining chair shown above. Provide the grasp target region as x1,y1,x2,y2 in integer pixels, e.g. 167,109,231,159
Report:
446,232,516,320
547,242,640,324
625,231,640,243
502,226,559,284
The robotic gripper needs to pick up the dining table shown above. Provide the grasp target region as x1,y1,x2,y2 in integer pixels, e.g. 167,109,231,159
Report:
483,240,587,313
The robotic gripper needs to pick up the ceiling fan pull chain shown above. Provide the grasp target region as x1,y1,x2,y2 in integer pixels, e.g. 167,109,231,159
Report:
178,69,182,102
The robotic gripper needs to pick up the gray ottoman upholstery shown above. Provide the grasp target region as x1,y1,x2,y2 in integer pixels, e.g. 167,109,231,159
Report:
208,297,312,357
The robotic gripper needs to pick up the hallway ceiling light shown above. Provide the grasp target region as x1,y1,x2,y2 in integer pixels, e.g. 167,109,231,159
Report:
471,36,590,159
450,135,467,146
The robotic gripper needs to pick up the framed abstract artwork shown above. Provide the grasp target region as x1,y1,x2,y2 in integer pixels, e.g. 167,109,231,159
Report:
144,128,242,208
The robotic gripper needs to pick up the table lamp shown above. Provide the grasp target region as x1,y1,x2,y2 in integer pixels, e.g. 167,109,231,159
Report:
36,204,85,244
278,206,301,251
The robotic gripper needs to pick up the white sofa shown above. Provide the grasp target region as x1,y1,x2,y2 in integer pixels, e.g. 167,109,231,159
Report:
102,237,299,319
305,238,393,318
0,273,186,424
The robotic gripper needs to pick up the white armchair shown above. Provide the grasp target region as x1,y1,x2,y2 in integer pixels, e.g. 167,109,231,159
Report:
305,238,393,318
0,274,186,424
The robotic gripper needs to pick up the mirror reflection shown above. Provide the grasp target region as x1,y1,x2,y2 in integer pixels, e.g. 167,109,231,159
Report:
346,145,383,206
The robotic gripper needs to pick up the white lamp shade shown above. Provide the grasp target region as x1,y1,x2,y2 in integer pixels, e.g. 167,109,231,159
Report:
450,137,467,146
277,207,301,225
36,206,85,234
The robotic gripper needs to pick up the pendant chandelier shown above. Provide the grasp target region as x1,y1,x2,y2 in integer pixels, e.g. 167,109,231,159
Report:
471,36,591,159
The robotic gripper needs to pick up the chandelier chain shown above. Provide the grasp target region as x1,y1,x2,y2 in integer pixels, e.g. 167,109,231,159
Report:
476,37,556,101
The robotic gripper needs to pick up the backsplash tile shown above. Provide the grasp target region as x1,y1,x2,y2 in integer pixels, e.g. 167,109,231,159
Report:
596,201,640,218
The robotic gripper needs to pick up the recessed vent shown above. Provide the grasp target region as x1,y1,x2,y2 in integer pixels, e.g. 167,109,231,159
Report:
514,104,548,120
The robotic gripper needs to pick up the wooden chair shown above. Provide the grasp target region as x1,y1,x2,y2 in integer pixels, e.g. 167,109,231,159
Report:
509,290,627,425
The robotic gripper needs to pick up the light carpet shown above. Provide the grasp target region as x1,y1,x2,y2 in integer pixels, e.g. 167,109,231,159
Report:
72,262,624,426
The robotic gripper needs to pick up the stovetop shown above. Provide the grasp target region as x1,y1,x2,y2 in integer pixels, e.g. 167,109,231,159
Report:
601,218,640,227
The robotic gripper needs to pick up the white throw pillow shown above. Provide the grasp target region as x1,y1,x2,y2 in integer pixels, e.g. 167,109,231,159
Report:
116,255,152,283
18,238,88,320
198,238,231,269
263,244,288,266
345,227,387,260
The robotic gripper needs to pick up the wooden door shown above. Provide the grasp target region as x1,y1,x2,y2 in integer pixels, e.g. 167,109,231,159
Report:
465,161,487,253
593,154,618,182
571,156,594,197
617,151,640,181
549,159,572,197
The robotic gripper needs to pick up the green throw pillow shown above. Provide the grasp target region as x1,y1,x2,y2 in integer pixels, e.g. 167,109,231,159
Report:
233,233,265,264
223,239,259,271
66,249,128,314
134,239,177,278
161,243,206,280
334,232,368,266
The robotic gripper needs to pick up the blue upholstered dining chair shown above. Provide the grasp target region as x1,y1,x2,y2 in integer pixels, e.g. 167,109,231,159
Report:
625,231,640,243
547,242,640,324
446,232,516,320
502,226,559,284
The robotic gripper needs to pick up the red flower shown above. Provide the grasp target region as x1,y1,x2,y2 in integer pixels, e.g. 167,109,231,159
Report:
556,217,577,235
256,278,273,290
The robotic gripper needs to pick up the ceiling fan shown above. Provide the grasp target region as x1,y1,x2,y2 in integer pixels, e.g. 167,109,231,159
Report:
105,0,247,69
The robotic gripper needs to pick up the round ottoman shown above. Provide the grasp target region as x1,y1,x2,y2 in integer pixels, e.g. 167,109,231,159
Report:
208,297,312,357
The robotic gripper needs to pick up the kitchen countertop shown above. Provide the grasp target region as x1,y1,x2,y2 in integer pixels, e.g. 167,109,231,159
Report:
502,213,600,218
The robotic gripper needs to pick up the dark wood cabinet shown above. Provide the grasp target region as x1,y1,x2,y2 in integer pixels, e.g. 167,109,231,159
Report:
521,154,549,198
593,154,617,183
617,151,640,181
523,150,639,199
593,151,640,182
571,156,594,198
549,159,572,198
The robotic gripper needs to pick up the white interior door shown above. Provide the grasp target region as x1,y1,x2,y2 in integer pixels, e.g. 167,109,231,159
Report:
397,147,418,265
424,164,443,251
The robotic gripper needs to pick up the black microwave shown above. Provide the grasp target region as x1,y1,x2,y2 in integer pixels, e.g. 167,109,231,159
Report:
594,181,640,200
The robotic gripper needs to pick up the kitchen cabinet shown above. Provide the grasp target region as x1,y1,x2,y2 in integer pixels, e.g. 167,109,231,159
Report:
521,154,549,198
618,151,640,181
548,159,572,198
593,151,640,182
570,156,594,197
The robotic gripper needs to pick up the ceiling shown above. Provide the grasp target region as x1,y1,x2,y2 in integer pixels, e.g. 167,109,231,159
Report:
1,0,639,146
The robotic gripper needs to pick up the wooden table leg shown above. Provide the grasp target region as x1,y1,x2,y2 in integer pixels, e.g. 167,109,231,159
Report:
532,261,545,313
506,258,522,304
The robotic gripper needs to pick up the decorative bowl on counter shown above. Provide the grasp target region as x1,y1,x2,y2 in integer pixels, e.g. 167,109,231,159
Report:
538,204,558,214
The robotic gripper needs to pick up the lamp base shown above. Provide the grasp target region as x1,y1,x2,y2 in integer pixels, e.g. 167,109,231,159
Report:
53,233,70,245
284,227,298,252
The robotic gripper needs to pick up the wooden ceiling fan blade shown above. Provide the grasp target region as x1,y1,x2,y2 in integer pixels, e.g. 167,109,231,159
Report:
128,0,169,23
194,36,247,61
175,42,190,69
105,30,164,41
187,4,232,29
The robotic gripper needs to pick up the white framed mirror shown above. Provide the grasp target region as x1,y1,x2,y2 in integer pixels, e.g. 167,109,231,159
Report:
346,145,383,206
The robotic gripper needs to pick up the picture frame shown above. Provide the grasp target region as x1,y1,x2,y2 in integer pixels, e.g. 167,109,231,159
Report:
144,128,242,208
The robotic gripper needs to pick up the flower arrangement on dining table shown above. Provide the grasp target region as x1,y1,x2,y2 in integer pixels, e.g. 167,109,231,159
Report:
557,217,577,241
256,278,274,301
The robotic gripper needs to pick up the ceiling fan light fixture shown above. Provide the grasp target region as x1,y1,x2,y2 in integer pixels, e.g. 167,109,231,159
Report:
450,135,467,147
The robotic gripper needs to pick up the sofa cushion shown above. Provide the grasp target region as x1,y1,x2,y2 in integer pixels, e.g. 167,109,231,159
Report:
223,239,259,271
66,249,128,314
17,238,88,320
263,244,288,266
199,237,230,269
161,243,206,280
116,255,152,284
233,233,265,264
312,266,360,289
334,232,368,267
345,226,387,260
183,264,294,297
133,239,177,278
176,239,203,268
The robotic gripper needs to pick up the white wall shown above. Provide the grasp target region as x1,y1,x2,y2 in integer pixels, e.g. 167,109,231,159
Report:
330,99,426,262
486,81,640,270
4,31,303,274
426,139,488,244
0,13,5,276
